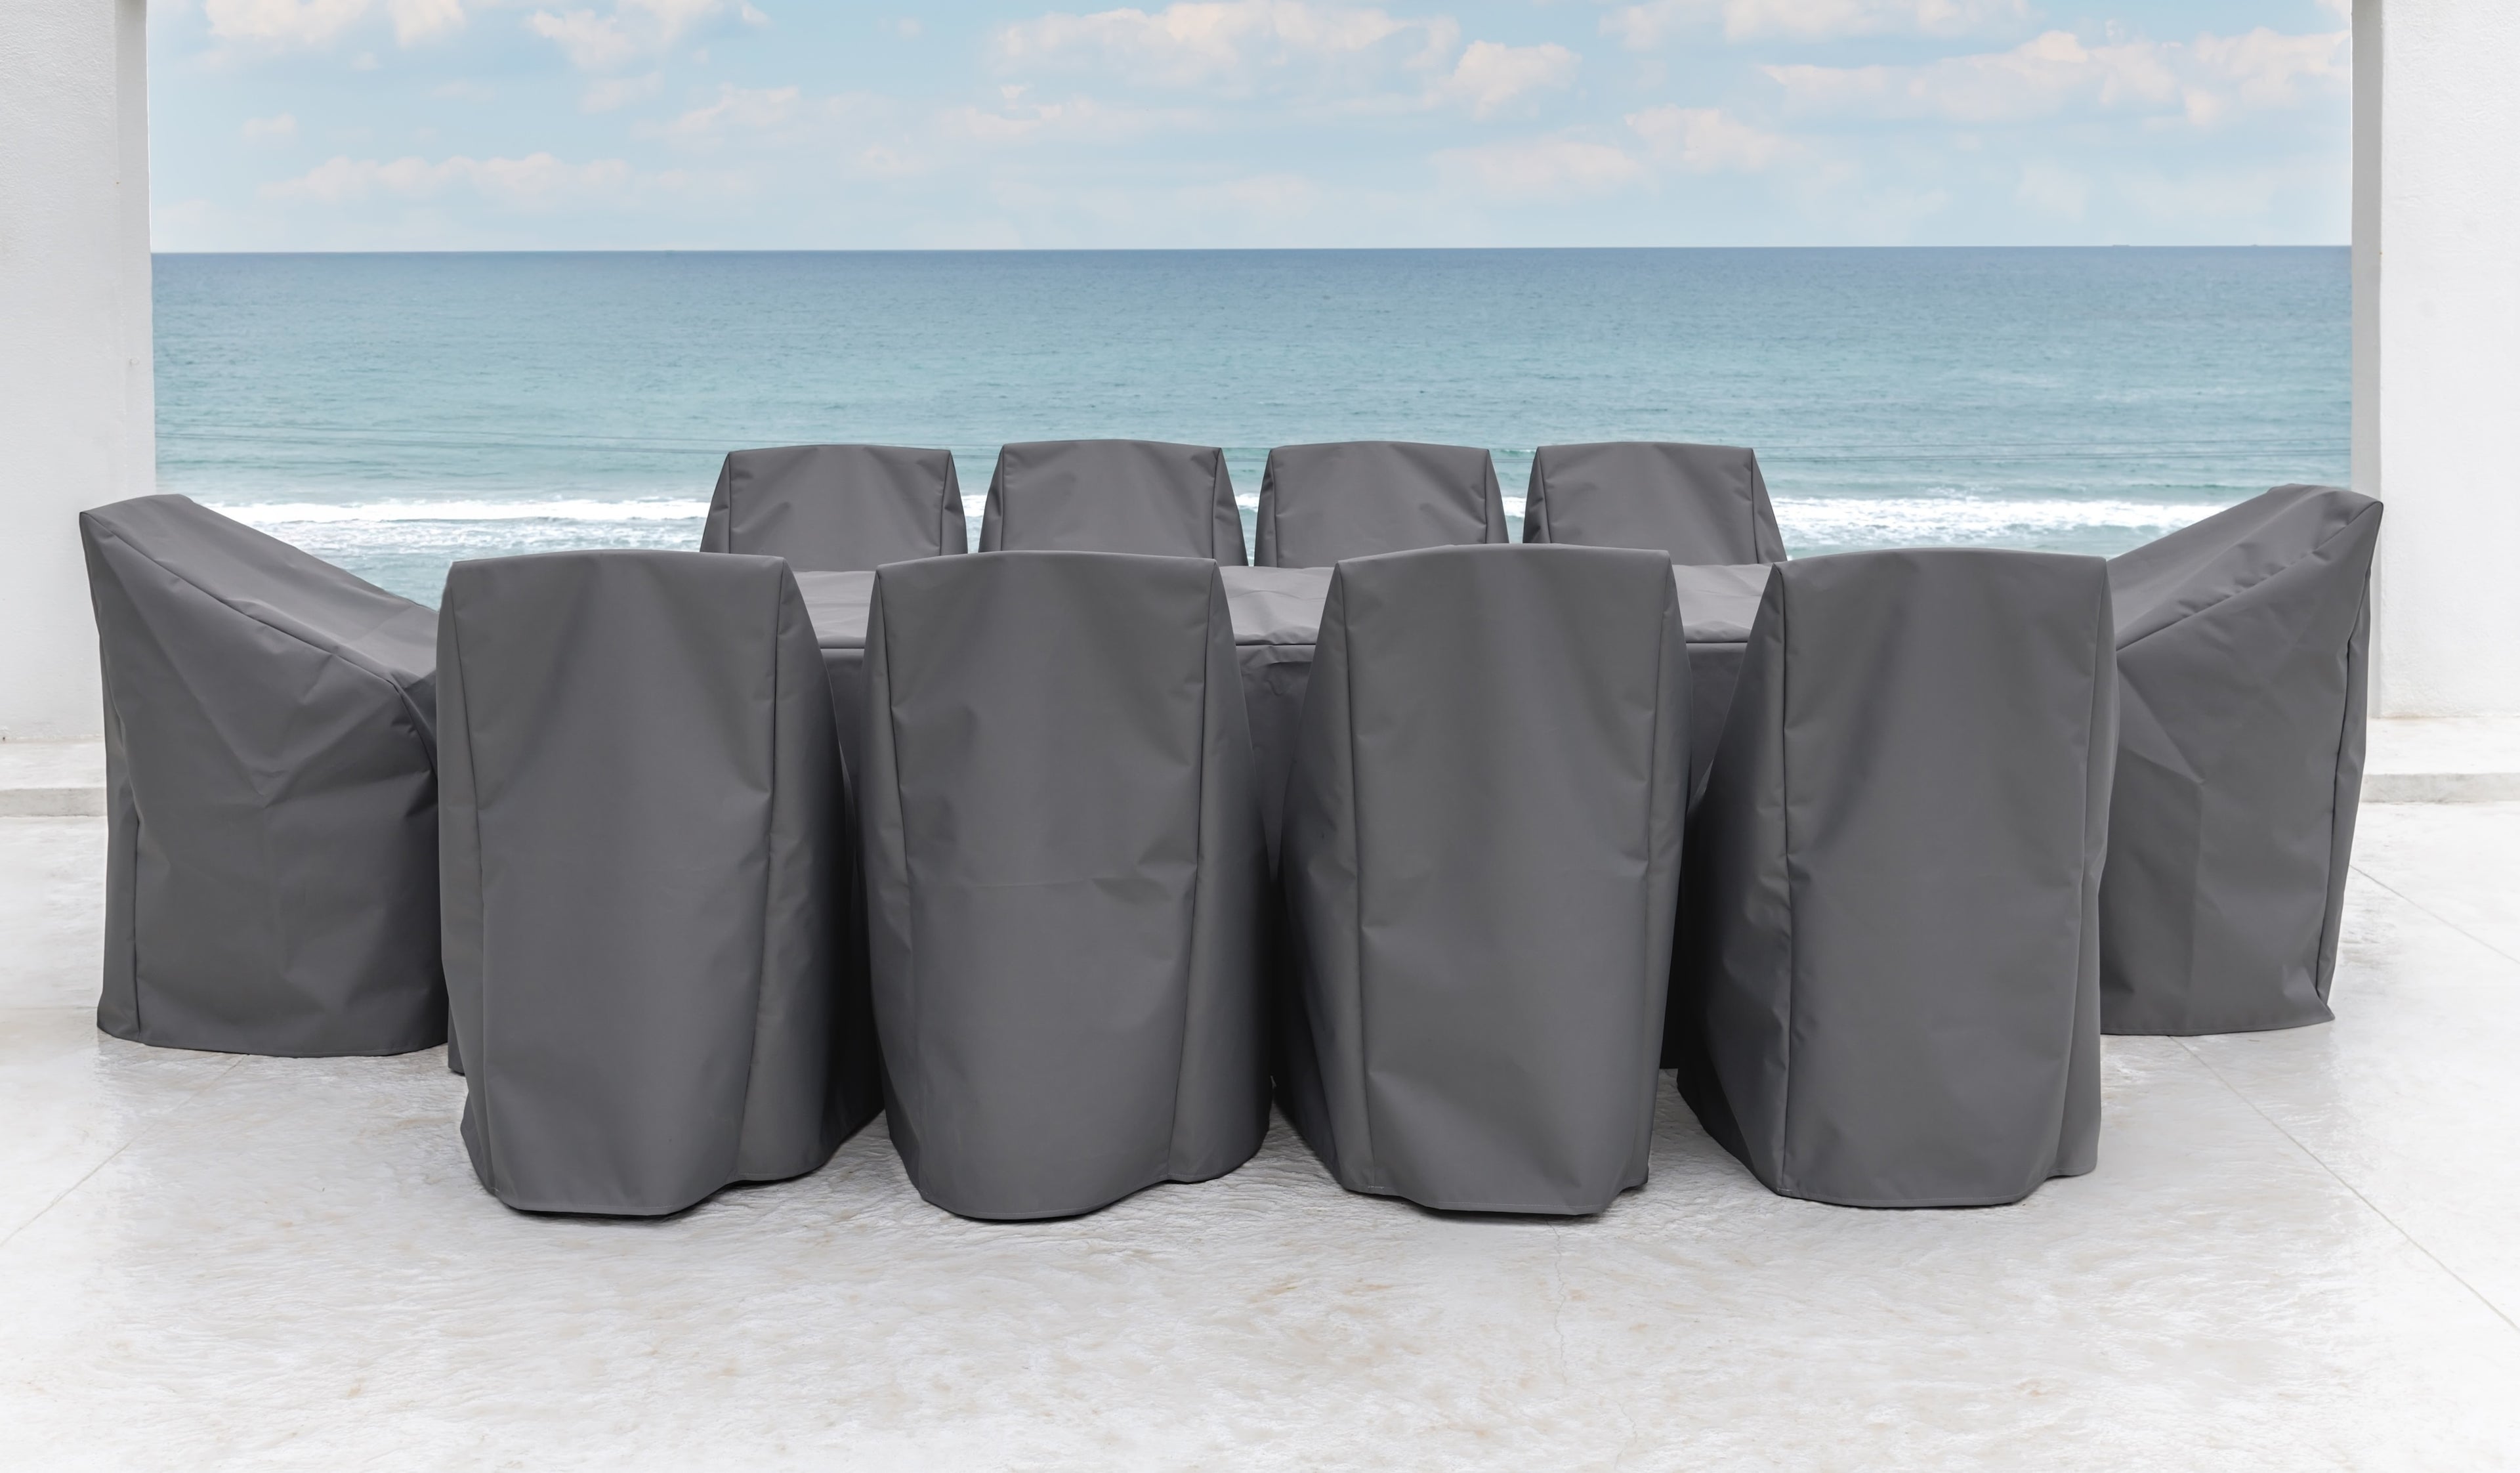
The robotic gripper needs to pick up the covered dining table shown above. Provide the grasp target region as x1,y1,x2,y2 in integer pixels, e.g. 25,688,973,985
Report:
799,561,1773,848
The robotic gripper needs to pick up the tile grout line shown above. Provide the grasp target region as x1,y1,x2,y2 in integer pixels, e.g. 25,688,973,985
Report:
2174,1036,2520,1340
0,1054,248,1254
2349,863,2520,971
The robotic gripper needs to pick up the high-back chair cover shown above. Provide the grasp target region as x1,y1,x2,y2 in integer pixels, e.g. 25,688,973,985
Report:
699,443,967,572
1278,544,1691,1215
79,494,444,1057
1524,442,1787,565
1672,549,2113,1208
1253,440,1509,567
978,439,1246,563
2101,484,2382,1035
861,551,1269,1220
438,550,873,1216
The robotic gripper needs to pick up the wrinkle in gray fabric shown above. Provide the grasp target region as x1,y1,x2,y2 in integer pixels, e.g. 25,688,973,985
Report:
1524,442,1788,565
2100,484,2381,1035
978,439,1246,563
861,551,1267,1220
1279,544,1690,1215
1671,549,2112,1208
438,550,872,1216
700,444,967,572
1254,440,1509,568
81,494,444,1057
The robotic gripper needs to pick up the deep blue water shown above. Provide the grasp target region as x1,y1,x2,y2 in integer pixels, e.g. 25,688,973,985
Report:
153,248,2347,604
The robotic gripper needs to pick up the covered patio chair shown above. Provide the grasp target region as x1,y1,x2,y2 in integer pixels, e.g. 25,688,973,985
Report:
1671,549,2113,1208
80,494,444,1057
1523,442,1787,565
2101,484,2383,1035
976,439,1246,563
438,549,873,1215
699,443,966,572
1279,544,1690,1215
1253,440,1508,567
861,550,1269,1220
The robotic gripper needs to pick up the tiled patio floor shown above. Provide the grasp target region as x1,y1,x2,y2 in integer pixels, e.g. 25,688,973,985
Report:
3,805,2517,1470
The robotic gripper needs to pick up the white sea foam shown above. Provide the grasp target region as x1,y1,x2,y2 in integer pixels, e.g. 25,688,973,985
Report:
1771,496,2215,547
214,498,712,526
213,492,2221,558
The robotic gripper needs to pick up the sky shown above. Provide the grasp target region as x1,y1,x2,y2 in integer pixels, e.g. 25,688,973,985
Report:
147,0,2353,250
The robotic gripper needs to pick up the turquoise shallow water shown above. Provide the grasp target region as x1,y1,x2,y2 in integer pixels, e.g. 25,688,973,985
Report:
154,247,2347,605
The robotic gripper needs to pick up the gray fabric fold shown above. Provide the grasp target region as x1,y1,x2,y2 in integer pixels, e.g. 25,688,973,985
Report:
2100,484,2382,1035
1254,440,1509,567
862,551,1269,1220
977,439,1246,563
1669,564,1771,805
1671,549,2113,1208
1279,544,1690,1215
80,494,444,1057
1524,442,1788,565
700,444,966,572
438,549,873,1216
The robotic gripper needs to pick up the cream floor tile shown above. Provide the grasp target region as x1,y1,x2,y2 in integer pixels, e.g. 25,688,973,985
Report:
0,818,104,1009
3,807,2517,1469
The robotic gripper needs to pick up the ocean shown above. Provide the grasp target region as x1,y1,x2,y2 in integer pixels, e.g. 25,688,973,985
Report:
154,247,2349,605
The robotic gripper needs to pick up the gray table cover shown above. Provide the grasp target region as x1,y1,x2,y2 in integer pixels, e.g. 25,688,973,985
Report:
79,494,445,1057
978,438,1246,563
1524,442,1788,565
1253,440,1509,568
700,443,967,572
1278,545,1690,1215
1671,549,2113,1208
2101,484,2382,1035
861,551,1269,1220
439,549,873,1216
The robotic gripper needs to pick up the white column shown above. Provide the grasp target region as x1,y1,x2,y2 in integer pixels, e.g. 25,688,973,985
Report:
0,0,154,740
2356,0,2520,717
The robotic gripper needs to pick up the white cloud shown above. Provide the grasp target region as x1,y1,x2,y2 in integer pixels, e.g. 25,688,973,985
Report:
1603,0,2032,49
242,112,300,140
1435,135,1643,197
204,0,371,47
993,1,1458,90
388,0,466,44
943,91,1176,145
526,0,757,70
1626,104,1794,171
201,0,467,47
262,152,641,208
582,73,662,112
661,84,802,137
1438,41,1579,117
528,10,641,68
1763,28,2347,129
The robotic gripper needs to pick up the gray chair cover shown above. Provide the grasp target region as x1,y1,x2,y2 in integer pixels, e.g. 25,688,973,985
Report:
2101,484,2382,1036
1524,442,1788,565
861,551,1268,1220
1671,549,2113,1208
1279,544,1690,1215
977,439,1246,563
79,494,443,1057
1669,564,1769,805
1253,440,1509,568
438,550,873,1216
699,444,967,572
1219,566,1332,860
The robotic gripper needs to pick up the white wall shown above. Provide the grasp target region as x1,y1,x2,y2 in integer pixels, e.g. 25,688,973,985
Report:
2357,0,2520,717
0,0,153,740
